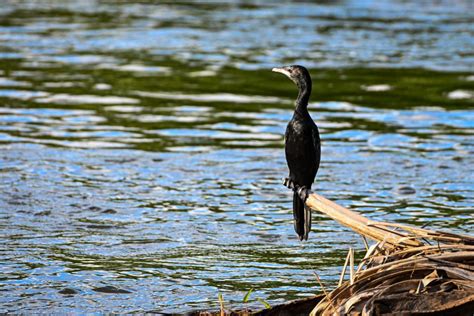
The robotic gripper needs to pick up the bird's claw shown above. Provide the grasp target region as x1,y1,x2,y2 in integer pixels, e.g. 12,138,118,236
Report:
283,177,295,190
297,186,309,202
283,178,310,201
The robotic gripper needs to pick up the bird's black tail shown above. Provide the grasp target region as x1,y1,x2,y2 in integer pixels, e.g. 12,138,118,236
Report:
293,190,311,240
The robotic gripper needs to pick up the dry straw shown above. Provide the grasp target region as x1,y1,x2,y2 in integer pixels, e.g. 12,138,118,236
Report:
305,192,474,315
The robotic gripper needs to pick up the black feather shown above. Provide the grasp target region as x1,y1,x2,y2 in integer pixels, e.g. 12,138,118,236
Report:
276,65,321,241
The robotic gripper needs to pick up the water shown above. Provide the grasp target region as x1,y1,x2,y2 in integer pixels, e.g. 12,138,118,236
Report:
0,0,473,313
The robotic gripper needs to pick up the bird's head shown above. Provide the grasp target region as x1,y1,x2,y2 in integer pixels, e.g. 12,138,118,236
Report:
272,65,312,90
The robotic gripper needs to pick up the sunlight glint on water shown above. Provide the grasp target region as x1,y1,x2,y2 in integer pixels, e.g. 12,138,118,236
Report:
0,1,473,313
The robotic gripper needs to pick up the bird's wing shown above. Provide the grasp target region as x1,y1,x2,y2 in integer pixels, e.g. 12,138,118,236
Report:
284,123,290,142
311,125,321,176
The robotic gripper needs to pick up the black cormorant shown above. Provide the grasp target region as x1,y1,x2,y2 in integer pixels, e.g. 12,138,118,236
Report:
272,65,321,241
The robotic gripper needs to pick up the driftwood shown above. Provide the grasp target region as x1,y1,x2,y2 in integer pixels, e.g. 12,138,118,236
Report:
188,295,324,316
305,192,474,316
190,191,474,316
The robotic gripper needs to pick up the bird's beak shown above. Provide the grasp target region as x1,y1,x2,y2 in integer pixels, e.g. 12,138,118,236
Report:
272,67,295,84
272,67,288,76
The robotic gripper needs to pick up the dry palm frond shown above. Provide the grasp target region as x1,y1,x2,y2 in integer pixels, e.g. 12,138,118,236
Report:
302,192,474,316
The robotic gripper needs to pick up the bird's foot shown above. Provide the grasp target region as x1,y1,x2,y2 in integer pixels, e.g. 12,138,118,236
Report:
283,178,310,201
283,178,295,190
297,186,309,202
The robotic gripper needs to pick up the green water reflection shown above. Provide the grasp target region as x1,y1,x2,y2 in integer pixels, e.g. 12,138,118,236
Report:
0,0,472,313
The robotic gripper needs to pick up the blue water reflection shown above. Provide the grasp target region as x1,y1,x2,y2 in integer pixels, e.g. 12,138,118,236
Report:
0,0,473,314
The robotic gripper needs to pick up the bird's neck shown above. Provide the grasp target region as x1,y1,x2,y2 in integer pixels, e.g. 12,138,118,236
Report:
295,83,311,114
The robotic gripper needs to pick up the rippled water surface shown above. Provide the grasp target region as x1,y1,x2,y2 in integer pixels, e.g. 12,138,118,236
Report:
0,0,473,313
